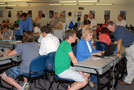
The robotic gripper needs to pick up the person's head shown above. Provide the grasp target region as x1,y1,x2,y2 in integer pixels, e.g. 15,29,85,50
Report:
100,27,109,34
21,13,27,21
54,12,58,19
22,31,35,43
118,14,124,21
107,21,116,33
84,14,88,21
42,14,45,18
60,16,65,23
56,22,63,30
3,25,9,32
82,29,93,41
13,24,19,29
65,30,77,43
68,12,72,17
84,20,91,25
41,26,52,37
89,12,94,19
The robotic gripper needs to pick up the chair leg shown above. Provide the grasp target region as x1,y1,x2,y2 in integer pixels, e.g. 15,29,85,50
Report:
48,81,54,90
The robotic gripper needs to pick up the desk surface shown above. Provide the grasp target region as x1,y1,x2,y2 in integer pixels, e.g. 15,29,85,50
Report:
74,56,118,74
0,52,18,61
75,56,114,69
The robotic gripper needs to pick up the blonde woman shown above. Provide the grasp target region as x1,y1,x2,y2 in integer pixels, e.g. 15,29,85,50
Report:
53,22,64,41
76,29,102,90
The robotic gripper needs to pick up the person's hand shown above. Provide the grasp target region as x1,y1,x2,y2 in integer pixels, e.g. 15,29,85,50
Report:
116,53,122,59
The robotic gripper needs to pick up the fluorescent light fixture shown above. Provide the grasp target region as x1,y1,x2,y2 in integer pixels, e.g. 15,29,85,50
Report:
18,4,29,6
63,4,77,5
0,2,6,4
0,5,6,7
79,0,98,3
49,4,62,6
95,3,113,5
8,5,16,7
59,1,77,3
78,4,94,5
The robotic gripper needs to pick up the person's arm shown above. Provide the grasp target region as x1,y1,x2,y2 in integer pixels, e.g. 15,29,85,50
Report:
19,20,23,35
29,18,33,31
68,51,78,64
8,50,17,57
114,39,122,58
39,38,47,55
0,31,3,40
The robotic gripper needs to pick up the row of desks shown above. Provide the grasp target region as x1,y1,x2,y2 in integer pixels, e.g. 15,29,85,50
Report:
74,56,120,90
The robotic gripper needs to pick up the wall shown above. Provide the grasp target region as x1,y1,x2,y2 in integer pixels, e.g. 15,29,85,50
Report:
0,4,134,26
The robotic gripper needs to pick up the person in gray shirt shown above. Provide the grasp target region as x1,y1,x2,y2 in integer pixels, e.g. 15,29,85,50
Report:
1,31,39,90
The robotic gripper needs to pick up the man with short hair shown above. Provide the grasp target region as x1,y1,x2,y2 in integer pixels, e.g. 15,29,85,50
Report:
55,30,88,90
39,26,60,55
107,21,134,85
19,12,33,36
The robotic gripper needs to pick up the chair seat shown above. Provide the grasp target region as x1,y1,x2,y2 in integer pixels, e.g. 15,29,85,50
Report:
55,75,74,82
22,72,46,78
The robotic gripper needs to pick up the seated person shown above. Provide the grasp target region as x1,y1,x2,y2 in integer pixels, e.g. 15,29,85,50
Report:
39,26,60,55
0,25,14,40
55,30,89,90
1,31,39,90
13,24,20,40
33,23,41,36
98,27,111,45
76,29,102,89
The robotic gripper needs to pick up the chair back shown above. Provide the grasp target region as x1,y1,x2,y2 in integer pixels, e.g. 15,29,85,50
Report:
96,41,108,51
47,52,56,71
30,55,48,73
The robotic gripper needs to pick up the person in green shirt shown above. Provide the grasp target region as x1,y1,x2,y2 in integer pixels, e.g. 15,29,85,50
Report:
55,30,89,90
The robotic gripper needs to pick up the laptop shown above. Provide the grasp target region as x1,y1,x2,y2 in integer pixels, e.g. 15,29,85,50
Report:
94,44,117,58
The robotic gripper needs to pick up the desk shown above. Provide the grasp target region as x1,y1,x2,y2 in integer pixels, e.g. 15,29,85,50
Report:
74,56,119,90
0,40,21,49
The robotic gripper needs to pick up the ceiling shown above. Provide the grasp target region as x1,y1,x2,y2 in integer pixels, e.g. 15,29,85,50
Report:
0,0,133,6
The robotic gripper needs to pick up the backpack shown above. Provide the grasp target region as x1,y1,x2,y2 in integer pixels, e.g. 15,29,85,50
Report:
68,21,74,29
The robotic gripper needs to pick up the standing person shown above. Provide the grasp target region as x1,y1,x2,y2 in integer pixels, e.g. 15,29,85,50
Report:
55,30,88,90
1,31,39,90
88,12,97,40
66,12,74,30
19,13,33,36
107,21,134,85
50,12,58,28
39,26,60,56
116,14,126,27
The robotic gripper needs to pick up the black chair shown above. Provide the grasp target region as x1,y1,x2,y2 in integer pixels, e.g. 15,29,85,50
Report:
21,55,48,90
47,52,74,90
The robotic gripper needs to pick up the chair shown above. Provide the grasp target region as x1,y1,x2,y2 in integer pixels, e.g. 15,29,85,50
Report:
21,55,48,90
95,41,108,51
47,52,74,90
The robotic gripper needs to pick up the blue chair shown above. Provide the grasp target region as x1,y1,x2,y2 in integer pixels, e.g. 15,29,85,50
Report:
47,52,74,90
95,41,108,51
21,55,48,90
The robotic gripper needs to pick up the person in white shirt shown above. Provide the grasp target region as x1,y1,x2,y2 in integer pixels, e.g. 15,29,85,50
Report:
39,26,60,55
116,14,126,27
33,23,41,36
66,12,74,30
88,12,97,40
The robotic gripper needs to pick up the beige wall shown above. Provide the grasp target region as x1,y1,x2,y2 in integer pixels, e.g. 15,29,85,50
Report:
0,4,134,26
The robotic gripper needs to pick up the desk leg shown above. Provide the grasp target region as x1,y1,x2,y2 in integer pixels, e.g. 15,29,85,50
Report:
107,69,112,90
95,69,100,90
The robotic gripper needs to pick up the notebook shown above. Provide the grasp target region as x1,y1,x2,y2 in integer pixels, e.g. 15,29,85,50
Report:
94,44,117,58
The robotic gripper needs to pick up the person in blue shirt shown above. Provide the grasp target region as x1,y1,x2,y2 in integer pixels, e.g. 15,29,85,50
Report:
76,29,102,90
19,13,33,36
107,21,134,85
